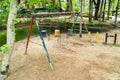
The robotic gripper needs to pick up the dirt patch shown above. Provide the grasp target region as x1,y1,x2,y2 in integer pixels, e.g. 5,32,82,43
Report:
6,30,120,80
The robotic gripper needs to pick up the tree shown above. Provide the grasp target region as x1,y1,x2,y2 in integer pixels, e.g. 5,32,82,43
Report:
89,0,93,22
66,0,73,11
93,0,101,20
99,0,104,21
102,0,106,21
107,0,111,19
58,0,62,11
115,0,120,25
1,0,19,74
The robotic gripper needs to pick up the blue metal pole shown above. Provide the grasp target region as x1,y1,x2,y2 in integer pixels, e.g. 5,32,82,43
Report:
34,15,53,70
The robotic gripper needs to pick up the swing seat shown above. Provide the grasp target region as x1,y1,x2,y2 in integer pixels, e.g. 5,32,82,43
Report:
41,30,47,37
54,29,60,37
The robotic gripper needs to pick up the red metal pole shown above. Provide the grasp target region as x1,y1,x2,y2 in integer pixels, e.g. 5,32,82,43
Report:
25,15,34,54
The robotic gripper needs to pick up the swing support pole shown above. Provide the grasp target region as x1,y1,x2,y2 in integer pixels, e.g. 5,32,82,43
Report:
25,15,53,70
34,16,53,69
25,15,34,54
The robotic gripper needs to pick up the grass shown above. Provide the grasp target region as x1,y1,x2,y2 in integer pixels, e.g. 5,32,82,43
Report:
103,42,120,47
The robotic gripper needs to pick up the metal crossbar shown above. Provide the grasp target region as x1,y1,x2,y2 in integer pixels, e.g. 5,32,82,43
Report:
33,12,80,17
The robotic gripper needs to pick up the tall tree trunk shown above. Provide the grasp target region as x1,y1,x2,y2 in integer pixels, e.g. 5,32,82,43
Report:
81,0,83,13
79,0,82,37
83,0,86,10
99,0,104,21
69,0,73,11
94,0,100,20
107,0,111,19
66,0,69,11
115,0,120,25
89,0,93,22
102,0,106,21
58,0,62,11
1,0,18,74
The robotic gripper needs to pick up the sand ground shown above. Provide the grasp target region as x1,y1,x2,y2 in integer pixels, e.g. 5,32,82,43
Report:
6,30,120,80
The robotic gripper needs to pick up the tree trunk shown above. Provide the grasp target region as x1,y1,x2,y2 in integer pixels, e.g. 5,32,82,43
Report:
115,0,120,25
94,0,100,20
69,0,73,11
99,0,104,21
79,0,82,37
102,0,106,21
66,0,69,11
83,0,86,10
1,0,18,74
107,0,111,19
89,0,93,22
58,0,62,11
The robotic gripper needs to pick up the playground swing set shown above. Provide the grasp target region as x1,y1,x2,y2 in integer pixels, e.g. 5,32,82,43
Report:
24,11,118,70
24,12,87,69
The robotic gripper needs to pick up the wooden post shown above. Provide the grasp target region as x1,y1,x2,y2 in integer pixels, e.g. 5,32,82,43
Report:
105,33,108,43
79,0,82,37
105,33,117,44
114,33,117,44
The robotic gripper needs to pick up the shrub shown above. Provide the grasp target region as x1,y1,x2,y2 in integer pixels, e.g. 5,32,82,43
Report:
0,31,6,46
46,4,60,12
0,25,38,47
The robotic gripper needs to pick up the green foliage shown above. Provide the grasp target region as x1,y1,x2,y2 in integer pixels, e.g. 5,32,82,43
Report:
74,7,80,12
17,12,31,18
27,0,40,6
15,25,38,41
0,11,8,27
61,2,67,10
13,19,21,25
0,25,38,47
0,31,7,46
83,11,89,16
43,18,52,22
46,4,60,12
87,20,101,25
0,0,9,8
88,27,109,33
0,44,9,54
0,0,9,28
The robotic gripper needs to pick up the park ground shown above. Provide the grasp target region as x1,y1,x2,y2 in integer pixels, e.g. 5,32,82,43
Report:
6,29,120,80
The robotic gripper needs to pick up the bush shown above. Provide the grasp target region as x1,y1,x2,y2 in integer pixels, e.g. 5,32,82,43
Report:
0,10,9,28
15,25,38,41
0,31,6,46
46,4,61,12
87,27,109,33
0,25,38,47
74,7,80,12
